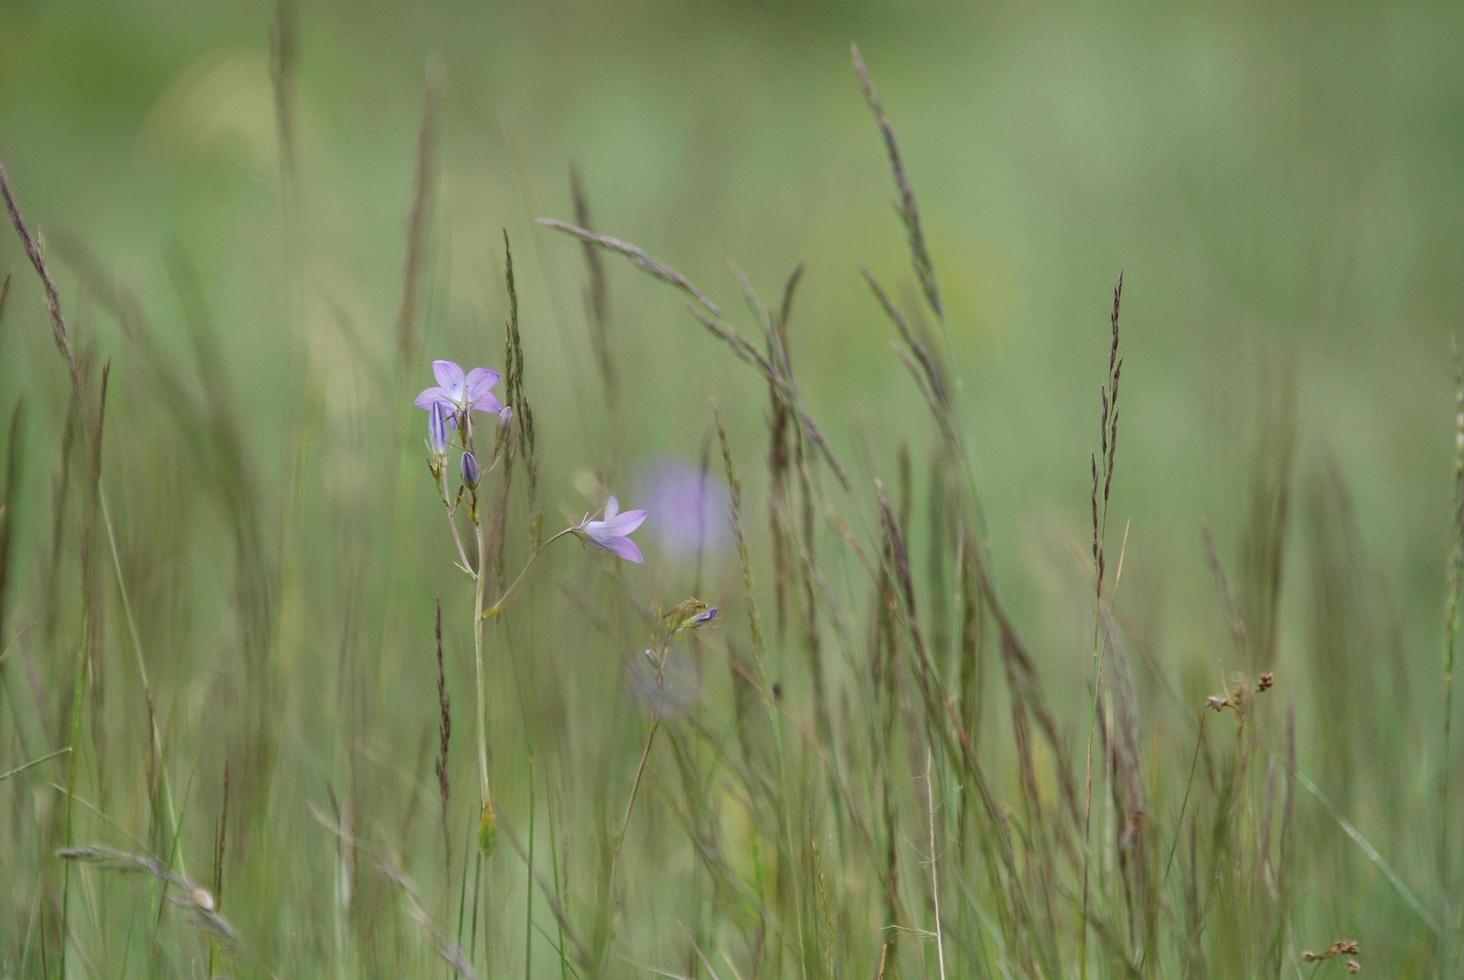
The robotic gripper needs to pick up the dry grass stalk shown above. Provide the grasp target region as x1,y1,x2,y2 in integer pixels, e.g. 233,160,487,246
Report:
1301,937,1360,964
714,401,767,679
850,43,942,319
1081,271,1125,968
766,266,803,639
0,400,24,668
269,0,299,187
569,167,616,409
500,230,540,548
0,164,87,406
434,597,452,868
1239,380,1297,672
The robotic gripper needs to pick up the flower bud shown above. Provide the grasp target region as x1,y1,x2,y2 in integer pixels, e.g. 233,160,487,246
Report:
427,402,449,456
498,405,514,429
460,451,480,488
477,797,497,857
665,597,718,634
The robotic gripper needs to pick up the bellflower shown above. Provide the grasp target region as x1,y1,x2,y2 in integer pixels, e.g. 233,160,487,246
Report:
574,495,647,564
461,451,481,488
415,359,503,417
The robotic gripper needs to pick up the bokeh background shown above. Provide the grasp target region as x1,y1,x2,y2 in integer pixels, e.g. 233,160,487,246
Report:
5,0,1461,583
3,0,1464,975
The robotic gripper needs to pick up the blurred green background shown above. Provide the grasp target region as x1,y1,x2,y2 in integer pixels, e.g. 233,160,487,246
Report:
5,0,1461,584
4,0,1464,974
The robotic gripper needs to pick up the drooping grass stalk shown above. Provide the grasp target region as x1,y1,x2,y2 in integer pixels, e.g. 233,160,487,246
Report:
0,746,69,783
537,217,851,492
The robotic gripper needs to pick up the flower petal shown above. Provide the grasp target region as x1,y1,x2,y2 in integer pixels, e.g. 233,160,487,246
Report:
602,536,644,564
599,508,646,537
604,496,620,520
582,521,612,547
464,367,502,403
471,391,503,414
414,386,450,411
432,360,465,392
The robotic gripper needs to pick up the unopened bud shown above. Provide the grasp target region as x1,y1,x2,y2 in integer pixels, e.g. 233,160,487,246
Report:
461,451,480,489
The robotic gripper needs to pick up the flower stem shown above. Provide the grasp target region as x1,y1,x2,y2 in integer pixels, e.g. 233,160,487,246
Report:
439,479,473,573
472,518,490,804
483,526,576,617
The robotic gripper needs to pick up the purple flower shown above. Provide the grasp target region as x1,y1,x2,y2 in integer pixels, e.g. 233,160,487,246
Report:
427,402,449,456
460,451,480,488
689,606,718,627
642,458,730,557
574,495,647,564
414,360,502,417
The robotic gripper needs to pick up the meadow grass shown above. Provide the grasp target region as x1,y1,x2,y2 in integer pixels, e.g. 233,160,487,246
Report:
0,26,1461,980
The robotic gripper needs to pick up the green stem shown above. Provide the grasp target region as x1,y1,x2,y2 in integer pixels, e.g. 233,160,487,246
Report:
605,636,674,906
473,518,490,803
483,527,576,618
611,718,660,877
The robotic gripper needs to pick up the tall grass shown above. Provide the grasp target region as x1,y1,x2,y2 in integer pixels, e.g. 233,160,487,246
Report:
0,31,1459,980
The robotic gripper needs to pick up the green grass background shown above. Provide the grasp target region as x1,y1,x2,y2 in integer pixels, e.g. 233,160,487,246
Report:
2,0,1463,976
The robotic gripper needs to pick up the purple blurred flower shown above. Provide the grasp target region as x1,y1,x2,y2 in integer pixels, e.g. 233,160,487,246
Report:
689,606,718,627
460,451,480,488
497,405,514,429
427,402,449,456
574,495,647,565
642,458,730,557
414,360,502,417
